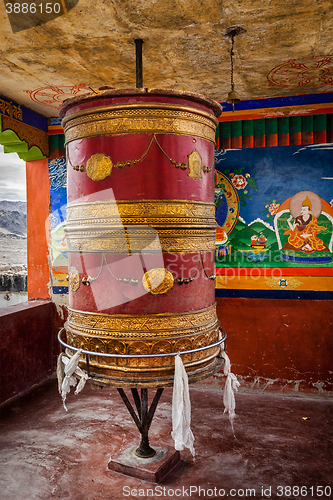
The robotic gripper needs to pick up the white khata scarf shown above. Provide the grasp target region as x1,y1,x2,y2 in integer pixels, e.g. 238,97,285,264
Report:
57,349,89,411
171,354,195,459
219,334,240,437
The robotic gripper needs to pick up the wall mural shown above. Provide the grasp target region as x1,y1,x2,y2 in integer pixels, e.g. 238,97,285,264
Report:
47,144,332,295
214,144,333,292
48,158,68,294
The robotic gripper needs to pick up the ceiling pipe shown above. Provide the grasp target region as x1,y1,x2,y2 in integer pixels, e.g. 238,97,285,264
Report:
135,38,144,88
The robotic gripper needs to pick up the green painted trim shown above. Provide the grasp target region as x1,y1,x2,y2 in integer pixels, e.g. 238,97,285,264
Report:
253,119,265,136
313,114,327,132
242,119,253,137
265,117,278,135
49,133,65,150
0,123,46,161
231,120,242,138
216,113,331,148
18,145,46,161
289,116,302,134
278,116,289,134
221,122,231,138
301,115,313,133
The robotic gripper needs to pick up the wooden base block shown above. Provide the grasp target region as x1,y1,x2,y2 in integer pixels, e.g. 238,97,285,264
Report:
108,446,181,482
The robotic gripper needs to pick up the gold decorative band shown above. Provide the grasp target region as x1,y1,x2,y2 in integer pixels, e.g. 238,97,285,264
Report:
66,199,216,230
62,103,218,144
65,227,215,253
65,328,220,370
66,304,218,339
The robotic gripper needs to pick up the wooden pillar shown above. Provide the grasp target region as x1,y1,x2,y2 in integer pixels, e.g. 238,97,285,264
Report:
26,159,50,299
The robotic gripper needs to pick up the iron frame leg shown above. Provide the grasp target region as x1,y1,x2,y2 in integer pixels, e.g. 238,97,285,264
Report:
117,388,164,458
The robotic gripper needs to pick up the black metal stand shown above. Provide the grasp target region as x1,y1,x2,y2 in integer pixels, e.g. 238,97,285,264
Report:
117,388,164,458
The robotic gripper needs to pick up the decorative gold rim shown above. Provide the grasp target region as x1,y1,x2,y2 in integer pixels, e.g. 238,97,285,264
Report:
65,326,220,375
66,303,217,339
82,355,223,388
62,102,219,128
66,199,216,230
65,228,215,253
62,103,218,144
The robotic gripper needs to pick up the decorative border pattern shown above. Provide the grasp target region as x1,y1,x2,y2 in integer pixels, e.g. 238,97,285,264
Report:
66,304,218,339
1,116,48,157
66,199,216,229
65,328,220,370
66,227,215,253
62,103,218,144
0,98,22,121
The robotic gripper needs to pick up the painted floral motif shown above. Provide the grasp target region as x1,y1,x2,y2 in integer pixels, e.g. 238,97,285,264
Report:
263,199,282,222
231,174,248,190
223,168,257,207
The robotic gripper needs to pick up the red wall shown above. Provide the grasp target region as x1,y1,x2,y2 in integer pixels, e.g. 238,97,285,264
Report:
213,297,333,395
0,300,55,404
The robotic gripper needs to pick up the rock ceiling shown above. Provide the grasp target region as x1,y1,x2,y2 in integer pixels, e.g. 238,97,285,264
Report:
0,0,332,117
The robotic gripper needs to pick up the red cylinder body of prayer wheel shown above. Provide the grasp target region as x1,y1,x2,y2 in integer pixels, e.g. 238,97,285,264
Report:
60,88,222,387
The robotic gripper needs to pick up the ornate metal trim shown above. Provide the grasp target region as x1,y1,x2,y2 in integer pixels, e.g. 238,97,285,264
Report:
68,267,80,292
65,328,220,367
59,326,227,358
65,227,215,253
66,303,218,339
66,199,216,229
62,103,218,144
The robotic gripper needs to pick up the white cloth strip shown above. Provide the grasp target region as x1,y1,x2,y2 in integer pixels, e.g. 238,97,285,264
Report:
171,354,195,458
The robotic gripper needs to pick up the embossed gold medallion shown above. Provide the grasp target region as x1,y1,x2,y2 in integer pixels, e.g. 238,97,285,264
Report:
188,150,202,179
142,268,174,295
86,153,113,181
68,266,80,292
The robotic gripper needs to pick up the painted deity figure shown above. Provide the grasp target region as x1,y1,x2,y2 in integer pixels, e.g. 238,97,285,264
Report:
284,196,327,252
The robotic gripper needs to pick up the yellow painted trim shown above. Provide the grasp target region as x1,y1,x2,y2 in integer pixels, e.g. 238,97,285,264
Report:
215,275,333,291
219,102,333,120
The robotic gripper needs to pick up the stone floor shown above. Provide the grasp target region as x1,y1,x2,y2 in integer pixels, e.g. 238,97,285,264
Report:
0,376,332,500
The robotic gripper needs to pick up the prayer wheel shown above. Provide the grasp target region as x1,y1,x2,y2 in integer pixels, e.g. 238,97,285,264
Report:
60,88,222,388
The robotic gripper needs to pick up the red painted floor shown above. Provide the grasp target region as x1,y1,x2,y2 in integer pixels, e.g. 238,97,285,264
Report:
0,376,332,500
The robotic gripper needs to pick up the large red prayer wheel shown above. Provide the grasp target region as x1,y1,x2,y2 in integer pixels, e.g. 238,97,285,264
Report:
60,88,222,387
